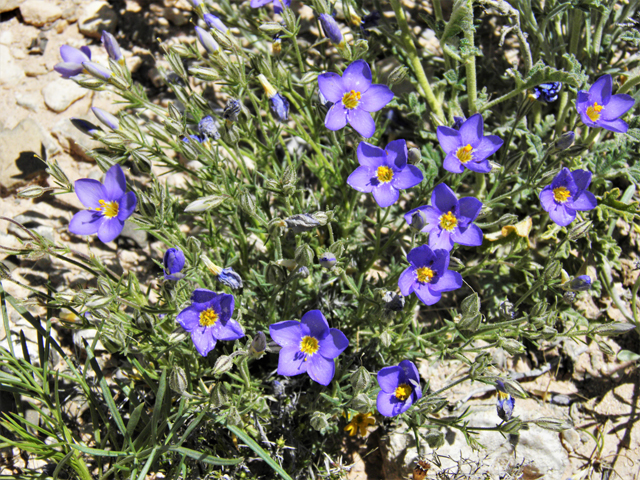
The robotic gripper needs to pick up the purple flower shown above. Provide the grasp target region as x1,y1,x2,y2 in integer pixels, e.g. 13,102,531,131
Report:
436,113,503,174
269,310,349,386
218,267,243,289
496,380,515,422
195,25,219,54
68,164,137,243
71,118,101,137
101,30,123,64
404,183,483,251
319,252,337,269
569,275,592,292
318,14,344,46
164,247,186,280
258,74,289,122
203,13,228,33
347,140,423,207
576,75,635,133
318,60,394,138
177,289,243,357
91,107,119,130
398,245,462,306
376,360,422,417
82,61,112,80
250,0,290,14
538,168,597,227
54,45,91,78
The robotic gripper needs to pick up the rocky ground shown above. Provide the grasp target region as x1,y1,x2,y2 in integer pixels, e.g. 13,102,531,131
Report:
0,1,639,479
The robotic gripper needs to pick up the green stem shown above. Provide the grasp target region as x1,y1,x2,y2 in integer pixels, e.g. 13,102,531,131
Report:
388,0,445,120
618,71,640,95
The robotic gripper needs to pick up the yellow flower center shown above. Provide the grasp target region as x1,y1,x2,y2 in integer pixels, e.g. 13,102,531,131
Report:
439,211,458,231
199,308,218,327
456,144,473,163
96,199,119,218
377,166,394,183
497,391,510,401
342,90,361,109
553,186,571,203
395,383,412,401
416,267,435,284
300,335,319,359
586,102,604,122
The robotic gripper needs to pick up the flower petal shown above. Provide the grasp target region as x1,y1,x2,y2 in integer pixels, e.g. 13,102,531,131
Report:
318,328,349,359
277,346,308,376
407,244,434,267
117,191,137,221
472,135,503,163
430,270,463,293
398,360,420,385
429,229,454,251
413,283,441,305
459,113,484,146
372,182,399,208
74,179,107,209
97,218,124,243
347,108,376,138
269,320,302,347
341,59,372,92
377,392,409,417
190,328,217,357
432,183,458,213
571,169,592,191
307,355,335,385
318,72,345,103
398,267,416,296
602,94,635,121
465,160,493,174
250,0,273,7
458,196,483,222
597,118,628,133
60,45,90,64
589,74,612,105
571,191,597,211
347,166,376,193
377,365,403,393
357,141,386,168
218,293,235,320
443,153,465,173
69,210,102,236
548,204,576,227
103,164,126,200
385,139,407,169
216,318,245,341
437,126,461,154
392,165,423,190
359,84,393,112
300,310,330,339
54,62,84,78
452,224,483,246
177,306,201,332
191,289,216,307
325,103,348,131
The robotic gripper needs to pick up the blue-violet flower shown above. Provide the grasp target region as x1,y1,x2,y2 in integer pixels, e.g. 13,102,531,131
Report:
163,247,186,280
258,74,289,122
532,82,561,103
101,30,123,64
218,267,243,289
91,107,119,130
318,14,344,46
576,74,635,133
195,25,219,54
538,168,597,227
250,0,290,14
203,13,228,33
496,380,515,422
376,360,422,417
54,45,91,78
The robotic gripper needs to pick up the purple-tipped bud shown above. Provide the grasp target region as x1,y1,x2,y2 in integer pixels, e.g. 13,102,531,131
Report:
91,107,120,130
569,275,592,292
270,93,289,122
195,25,219,55
452,116,465,130
82,61,112,80
554,131,575,151
101,31,123,63
203,13,228,33
163,247,186,281
71,118,102,136
318,14,344,46
198,116,221,140
319,252,337,269
189,0,201,6
218,267,243,289
249,331,267,358
407,210,427,232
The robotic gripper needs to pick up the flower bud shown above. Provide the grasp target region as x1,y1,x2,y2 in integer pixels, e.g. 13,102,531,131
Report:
71,118,102,137
460,293,480,317
210,382,228,407
238,191,256,215
91,107,119,130
188,66,218,81
223,99,241,123
568,275,592,292
318,14,344,46
101,30,123,64
319,252,337,269
568,220,592,240
554,131,575,151
379,331,392,348
407,147,421,164
531,417,573,432
163,247,186,281
590,322,636,337
259,22,284,35
218,267,243,289
500,418,524,434
184,195,226,213
203,13,228,32
407,210,427,232
201,255,223,275
500,338,525,355
82,61,111,80
266,263,286,285
195,25,219,55
198,115,221,141
457,313,481,331
169,366,188,394
226,406,241,427
294,266,309,279
285,213,320,233
350,367,371,392
310,412,330,432
249,331,267,359
17,185,47,199
350,393,374,412
544,260,562,281
294,244,314,267
423,429,445,449
212,355,234,375
388,65,410,86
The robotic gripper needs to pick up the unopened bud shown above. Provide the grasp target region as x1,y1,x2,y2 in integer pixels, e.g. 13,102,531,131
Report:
17,185,46,199
239,191,256,215
380,331,392,348
590,322,636,337
169,366,188,394
388,65,409,85
568,220,592,240
554,131,575,151
407,147,421,164
259,22,284,35
350,393,374,412
500,418,524,434
319,252,337,269
249,331,267,359
407,210,427,232
212,355,234,375
210,382,229,407
350,367,371,392
310,412,330,432
285,213,320,233
531,417,573,431
544,260,562,281
294,244,314,267
460,293,480,317
500,338,525,355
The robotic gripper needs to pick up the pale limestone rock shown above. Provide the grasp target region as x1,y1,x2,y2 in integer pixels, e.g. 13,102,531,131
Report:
78,1,118,39
20,0,63,26
0,0,23,13
42,78,87,112
0,44,25,86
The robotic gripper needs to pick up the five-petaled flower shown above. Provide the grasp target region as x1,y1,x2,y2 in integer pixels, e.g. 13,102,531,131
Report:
344,412,376,436
398,245,462,305
318,60,394,138
376,360,422,417
577,74,635,133
538,167,597,227
54,44,92,78
495,380,515,422
163,247,186,280
250,0,290,14
436,113,503,174
69,164,137,243
177,289,244,357
269,310,349,386
404,183,483,251
347,140,424,208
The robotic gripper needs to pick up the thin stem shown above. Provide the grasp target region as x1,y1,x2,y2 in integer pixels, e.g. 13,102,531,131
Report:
463,3,477,114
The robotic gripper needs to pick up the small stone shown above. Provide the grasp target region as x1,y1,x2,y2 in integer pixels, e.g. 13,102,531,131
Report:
62,6,77,22
163,6,189,25
0,30,13,45
0,44,25,86
20,0,63,26
78,1,118,39
51,117,102,162
0,118,50,190
119,222,148,248
42,78,87,112
15,92,40,111
23,58,48,76
0,0,23,14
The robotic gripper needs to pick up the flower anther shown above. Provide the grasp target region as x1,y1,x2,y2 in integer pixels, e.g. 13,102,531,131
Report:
456,144,473,163
97,199,119,218
553,186,571,203
439,211,458,231
416,267,435,284
342,90,361,109
395,383,412,401
586,102,604,122
300,335,319,358
377,165,394,183
199,308,218,327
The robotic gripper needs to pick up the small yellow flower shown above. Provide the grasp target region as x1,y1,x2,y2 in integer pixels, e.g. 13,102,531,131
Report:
344,412,376,437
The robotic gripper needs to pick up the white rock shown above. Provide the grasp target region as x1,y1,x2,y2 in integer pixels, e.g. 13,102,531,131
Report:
42,78,87,112
15,91,40,111
0,0,23,14
0,29,13,45
78,1,118,39
0,44,25,86
19,0,63,26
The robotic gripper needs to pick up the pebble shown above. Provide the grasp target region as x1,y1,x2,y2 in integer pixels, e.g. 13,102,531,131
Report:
19,0,63,26
51,116,103,161
15,92,40,111
78,1,118,39
0,0,23,14
42,78,87,112
0,118,49,190
0,44,25,86
0,30,13,45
